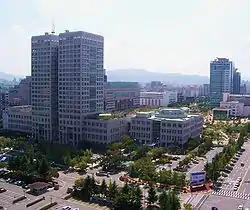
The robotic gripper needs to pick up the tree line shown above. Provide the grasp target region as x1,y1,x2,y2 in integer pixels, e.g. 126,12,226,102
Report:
73,175,181,210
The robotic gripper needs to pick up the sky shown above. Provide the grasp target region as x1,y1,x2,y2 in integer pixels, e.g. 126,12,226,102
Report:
1,0,250,77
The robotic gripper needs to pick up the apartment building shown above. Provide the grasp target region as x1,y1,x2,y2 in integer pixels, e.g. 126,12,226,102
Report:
9,76,31,106
58,30,104,146
31,33,59,142
3,105,32,133
104,82,140,111
140,91,177,107
130,108,203,148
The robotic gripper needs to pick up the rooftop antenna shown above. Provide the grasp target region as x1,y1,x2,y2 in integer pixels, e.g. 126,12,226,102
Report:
51,20,55,34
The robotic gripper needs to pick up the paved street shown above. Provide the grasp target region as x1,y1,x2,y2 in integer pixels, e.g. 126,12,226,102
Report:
200,195,250,210
200,141,250,209
205,147,223,163
220,141,250,192
186,159,205,180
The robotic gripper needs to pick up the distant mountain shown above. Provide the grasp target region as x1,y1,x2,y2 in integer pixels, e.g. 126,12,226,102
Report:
0,72,24,81
107,69,209,85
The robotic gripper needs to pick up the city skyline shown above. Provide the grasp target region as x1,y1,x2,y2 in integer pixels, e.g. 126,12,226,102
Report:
1,0,250,77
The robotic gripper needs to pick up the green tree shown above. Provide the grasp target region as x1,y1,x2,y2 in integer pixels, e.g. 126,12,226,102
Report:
159,191,171,210
147,147,165,159
108,181,118,201
74,177,84,188
159,191,180,210
129,157,156,181
100,179,108,197
184,203,193,210
147,186,158,205
38,157,50,180
90,176,98,195
82,175,92,201
115,184,142,210
132,185,142,210
20,155,30,174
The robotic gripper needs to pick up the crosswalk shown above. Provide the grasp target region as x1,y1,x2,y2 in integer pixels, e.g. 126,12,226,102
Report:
68,198,109,210
212,189,250,200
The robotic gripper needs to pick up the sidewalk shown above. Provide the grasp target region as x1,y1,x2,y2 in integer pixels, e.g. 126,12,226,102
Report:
68,198,110,210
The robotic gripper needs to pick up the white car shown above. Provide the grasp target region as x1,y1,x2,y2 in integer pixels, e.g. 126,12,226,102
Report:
62,206,72,210
237,204,243,210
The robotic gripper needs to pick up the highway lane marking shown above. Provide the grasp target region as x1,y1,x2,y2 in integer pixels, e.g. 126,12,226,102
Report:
238,165,250,193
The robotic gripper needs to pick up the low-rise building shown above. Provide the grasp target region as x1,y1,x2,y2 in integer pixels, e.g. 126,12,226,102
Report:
212,107,230,120
9,76,31,106
82,113,130,145
219,93,250,117
220,101,244,117
2,105,32,133
140,91,177,107
130,108,203,148
104,82,140,112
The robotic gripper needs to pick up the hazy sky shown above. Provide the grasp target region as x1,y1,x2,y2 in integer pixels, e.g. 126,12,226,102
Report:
1,0,250,77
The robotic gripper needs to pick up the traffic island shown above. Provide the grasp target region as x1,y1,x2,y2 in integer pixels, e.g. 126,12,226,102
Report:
26,197,46,207
12,195,27,204
39,202,57,210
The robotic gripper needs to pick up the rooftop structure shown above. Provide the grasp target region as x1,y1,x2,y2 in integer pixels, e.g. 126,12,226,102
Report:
130,107,203,148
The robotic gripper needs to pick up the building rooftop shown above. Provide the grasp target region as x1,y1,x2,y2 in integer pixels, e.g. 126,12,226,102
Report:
135,107,202,122
28,182,50,190
222,101,242,104
213,107,230,111
229,94,250,97
8,105,32,113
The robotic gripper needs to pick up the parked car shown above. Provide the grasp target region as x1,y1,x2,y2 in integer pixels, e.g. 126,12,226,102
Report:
0,188,6,193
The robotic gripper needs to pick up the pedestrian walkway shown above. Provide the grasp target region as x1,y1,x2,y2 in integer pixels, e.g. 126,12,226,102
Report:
69,198,109,210
211,189,250,200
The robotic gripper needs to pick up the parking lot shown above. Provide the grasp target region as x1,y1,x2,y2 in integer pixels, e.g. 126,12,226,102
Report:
0,180,98,210
0,188,27,209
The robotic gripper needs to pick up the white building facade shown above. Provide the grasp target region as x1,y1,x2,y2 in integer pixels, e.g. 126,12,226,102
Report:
3,105,32,133
130,108,203,148
140,91,177,107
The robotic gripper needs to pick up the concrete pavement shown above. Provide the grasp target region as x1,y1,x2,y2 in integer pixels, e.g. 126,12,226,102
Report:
199,141,250,209
186,159,205,180
220,141,250,192
0,180,105,210
200,195,250,210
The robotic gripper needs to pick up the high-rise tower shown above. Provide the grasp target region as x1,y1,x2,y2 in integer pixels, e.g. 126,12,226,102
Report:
210,58,234,108
233,69,241,94
58,30,104,146
31,32,59,142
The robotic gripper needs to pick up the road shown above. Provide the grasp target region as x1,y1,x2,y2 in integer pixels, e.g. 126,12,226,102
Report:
205,147,223,163
200,140,250,209
236,141,250,194
200,195,250,210
220,141,250,192
186,159,205,180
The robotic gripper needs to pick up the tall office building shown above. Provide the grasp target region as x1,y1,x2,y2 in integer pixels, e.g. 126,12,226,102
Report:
31,33,59,142
210,58,234,108
58,30,104,146
233,69,241,94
